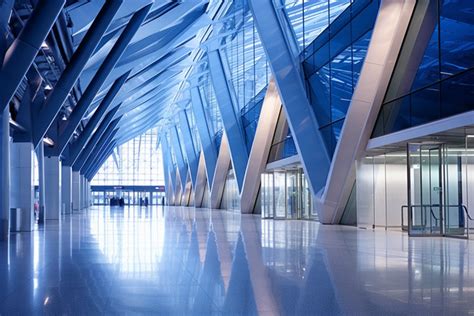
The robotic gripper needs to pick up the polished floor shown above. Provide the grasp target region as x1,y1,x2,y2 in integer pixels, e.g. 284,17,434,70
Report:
0,206,473,315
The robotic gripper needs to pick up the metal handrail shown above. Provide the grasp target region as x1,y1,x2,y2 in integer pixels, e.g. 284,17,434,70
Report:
461,205,472,239
401,203,473,238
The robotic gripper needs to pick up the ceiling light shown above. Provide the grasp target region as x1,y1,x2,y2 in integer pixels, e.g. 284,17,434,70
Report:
44,84,52,91
61,114,67,121
43,137,54,146
41,42,48,49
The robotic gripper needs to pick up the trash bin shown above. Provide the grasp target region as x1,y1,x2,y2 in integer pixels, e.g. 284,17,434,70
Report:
10,208,21,232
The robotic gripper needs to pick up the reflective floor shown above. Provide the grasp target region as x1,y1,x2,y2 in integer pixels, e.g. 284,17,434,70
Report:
0,206,473,315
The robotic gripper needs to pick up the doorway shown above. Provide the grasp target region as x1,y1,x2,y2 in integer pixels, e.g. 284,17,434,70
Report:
407,143,470,238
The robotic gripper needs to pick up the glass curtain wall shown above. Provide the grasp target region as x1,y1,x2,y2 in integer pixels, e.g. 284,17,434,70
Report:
280,0,352,51
219,0,271,112
92,128,165,186
261,168,313,220
373,1,474,137
303,0,379,157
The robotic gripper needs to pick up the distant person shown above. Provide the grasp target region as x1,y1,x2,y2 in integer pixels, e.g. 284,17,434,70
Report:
144,197,149,207
119,197,125,207
161,196,165,206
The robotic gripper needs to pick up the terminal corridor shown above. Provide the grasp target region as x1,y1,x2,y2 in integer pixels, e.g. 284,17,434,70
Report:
0,207,473,315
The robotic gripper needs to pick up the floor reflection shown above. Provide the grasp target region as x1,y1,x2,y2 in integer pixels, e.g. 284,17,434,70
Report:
0,205,473,314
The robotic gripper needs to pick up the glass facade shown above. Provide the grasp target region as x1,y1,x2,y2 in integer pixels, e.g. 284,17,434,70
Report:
303,0,379,157
261,168,314,220
373,0,474,137
92,128,165,186
221,168,240,211
280,0,352,51
241,86,267,151
219,0,271,112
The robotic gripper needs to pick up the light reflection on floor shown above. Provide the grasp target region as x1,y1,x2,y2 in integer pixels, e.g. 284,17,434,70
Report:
0,205,473,315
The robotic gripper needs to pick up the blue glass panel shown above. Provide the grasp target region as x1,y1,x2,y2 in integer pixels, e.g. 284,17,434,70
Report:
330,46,353,122
440,0,474,78
308,65,331,126
373,1,474,138
410,83,441,126
412,26,440,92
330,0,351,23
440,69,474,117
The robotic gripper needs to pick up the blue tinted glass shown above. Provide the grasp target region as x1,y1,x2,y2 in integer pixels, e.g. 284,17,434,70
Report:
440,0,474,78
412,25,440,91
330,0,351,23
373,1,474,137
330,46,353,121
308,65,331,125
441,69,474,117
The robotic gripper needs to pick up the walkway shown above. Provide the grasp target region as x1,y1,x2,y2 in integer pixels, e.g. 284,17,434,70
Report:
0,206,473,314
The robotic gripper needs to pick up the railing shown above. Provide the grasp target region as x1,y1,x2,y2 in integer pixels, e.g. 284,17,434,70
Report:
401,204,473,238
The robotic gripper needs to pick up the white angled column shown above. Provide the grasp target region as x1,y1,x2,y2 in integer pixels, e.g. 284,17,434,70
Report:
72,171,80,211
10,142,35,232
210,134,231,209
44,156,62,220
35,140,46,224
317,0,418,223
240,79,282,214
80,175,85,209
61,165,72,214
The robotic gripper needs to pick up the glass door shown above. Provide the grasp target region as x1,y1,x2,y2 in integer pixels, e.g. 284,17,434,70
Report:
286,170,298,219
407,143,443,236
444,145,468,238
274,171,286,219
300,172,311,219
261,173,274,218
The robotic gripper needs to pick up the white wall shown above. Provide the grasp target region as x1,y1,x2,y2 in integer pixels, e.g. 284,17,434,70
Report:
356,155,407,229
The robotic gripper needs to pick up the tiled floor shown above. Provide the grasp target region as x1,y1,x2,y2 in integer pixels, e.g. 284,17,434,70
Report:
0,206,473,315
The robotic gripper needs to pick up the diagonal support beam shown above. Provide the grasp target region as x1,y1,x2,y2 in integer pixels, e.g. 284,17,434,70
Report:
71,110,120,171
82,127,118,176
240,79,282,214
318,0,420,224
178,110,198,187
55,4,152,154
190,86,217,189
207,49,248,193
170,126,188,196
249,0,330,195
161,135,176,205
64,72,129,166
32,0,123,147
0,0,65,112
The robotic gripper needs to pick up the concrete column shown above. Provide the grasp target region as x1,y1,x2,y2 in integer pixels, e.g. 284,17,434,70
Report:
86,180,91,207
81,175,86,209
0,107,10,240
61,165,72,214
72,171,80,211
35,140,46,224
10,142,35,231
44,156,61,220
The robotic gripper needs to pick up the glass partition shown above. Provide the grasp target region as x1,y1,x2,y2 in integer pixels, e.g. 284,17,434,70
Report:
261,168,313,220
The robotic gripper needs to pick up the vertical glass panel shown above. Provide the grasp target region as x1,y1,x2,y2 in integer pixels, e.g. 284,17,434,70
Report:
330,45,353,122
330,0,351,23
274,171,286,218
286,170,299,219
92,128,165,186
440,0,474,78
412,26,440,91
